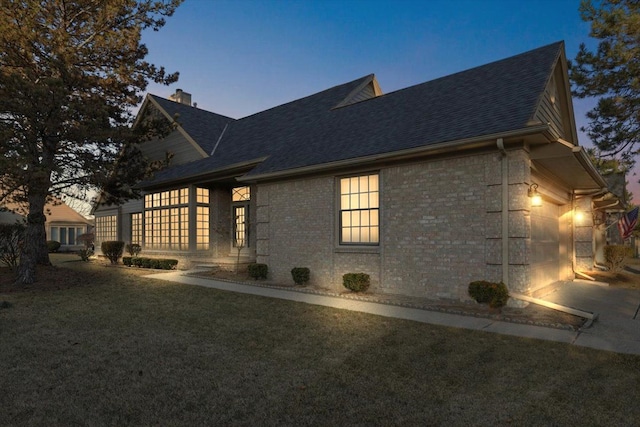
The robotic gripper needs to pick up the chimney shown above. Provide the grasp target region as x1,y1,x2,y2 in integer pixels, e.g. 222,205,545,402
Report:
169,88,192,106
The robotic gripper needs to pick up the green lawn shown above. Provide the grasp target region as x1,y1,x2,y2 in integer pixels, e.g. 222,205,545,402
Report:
1,255,639,426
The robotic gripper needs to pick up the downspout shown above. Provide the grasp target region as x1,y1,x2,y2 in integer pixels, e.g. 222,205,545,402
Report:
497,138,509,285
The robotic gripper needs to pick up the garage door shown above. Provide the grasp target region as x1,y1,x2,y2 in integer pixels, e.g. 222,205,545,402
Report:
530,200,560,290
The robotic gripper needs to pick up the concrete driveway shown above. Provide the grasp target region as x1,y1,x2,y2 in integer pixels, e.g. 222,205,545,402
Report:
541,282,640,355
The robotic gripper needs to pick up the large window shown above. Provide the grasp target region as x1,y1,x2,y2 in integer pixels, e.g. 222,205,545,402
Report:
143,187,210,250
49,226,85,245
339,174,379,244
144,188,189,250
96,215,117,243
131,213,142,245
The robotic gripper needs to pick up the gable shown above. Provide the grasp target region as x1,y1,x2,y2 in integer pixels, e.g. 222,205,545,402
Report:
532,49,578,144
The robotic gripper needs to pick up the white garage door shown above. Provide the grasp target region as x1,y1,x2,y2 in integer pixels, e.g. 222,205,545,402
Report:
530,200,560,290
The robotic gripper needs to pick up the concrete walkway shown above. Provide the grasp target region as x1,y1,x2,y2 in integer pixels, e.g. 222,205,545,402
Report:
145,271,640,356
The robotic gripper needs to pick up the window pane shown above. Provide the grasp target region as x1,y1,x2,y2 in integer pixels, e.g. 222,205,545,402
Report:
370,226,379,243
51,227,59,242
68,228,75,245
342,211,350,227
60,228,67,245
369,174,378,190
359,176,369,192
350,194,359,209
340,178,350,195
359,193,369,209
370,191,379,209
341,195,350,210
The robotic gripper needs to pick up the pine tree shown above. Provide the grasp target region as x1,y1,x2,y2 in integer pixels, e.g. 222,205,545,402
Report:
0,0,182,284
570,0,640,165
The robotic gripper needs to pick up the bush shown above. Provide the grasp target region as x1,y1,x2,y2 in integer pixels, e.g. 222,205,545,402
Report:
0,223,25,268
101,240,124,264
77,248,93,261
604,245,634,272
125,243,142,257
124,257,177,270
77,233,94,249
291,267,310,286
159,259,178,270
248,263,268,280
468,281,510,308
47,240,61,253
343,273,370,292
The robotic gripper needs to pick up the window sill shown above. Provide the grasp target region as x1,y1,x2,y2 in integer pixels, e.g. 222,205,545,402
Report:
334,246,380,254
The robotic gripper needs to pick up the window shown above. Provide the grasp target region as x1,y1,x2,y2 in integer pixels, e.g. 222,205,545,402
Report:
131,213,142,245
50,226,83,245
196,206,209,250
143,187,209,250
232,186,250,202
339,174,379,244
96,216,117,243
232,186,250,248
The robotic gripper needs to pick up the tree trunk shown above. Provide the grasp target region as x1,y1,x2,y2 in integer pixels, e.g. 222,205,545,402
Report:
15,191,51,285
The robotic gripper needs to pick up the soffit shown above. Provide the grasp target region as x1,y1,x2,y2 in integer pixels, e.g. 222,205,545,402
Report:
530,142,606,190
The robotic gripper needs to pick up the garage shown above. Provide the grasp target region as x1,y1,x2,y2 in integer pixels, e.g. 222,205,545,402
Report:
530,200,560,291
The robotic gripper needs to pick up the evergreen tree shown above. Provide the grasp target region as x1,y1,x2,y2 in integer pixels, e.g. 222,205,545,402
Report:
570,0,640,165
0,0,182,284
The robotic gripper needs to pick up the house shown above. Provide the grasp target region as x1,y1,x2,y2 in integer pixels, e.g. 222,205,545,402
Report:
93,41,616,301
1,198,93,251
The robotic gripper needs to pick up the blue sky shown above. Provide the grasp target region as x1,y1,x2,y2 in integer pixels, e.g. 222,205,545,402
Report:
141,0,634,193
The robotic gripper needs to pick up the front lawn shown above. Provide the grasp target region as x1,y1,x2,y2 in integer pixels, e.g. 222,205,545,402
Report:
1,254,639,425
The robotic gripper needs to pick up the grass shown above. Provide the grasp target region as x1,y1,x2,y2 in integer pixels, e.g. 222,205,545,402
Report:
1,254,640,425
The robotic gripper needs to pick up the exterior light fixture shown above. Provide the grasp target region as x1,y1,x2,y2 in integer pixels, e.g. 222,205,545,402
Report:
528,183,542,207
575,209,584,222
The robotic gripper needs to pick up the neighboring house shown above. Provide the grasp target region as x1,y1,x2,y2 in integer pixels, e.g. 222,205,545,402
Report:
94,41,617,300
1,198,93,251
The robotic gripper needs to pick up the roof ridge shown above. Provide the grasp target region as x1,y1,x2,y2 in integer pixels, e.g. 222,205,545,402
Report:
234,74,375,122
374,41,565,100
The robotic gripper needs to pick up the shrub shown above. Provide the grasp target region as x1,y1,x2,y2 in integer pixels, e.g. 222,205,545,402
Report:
125,257,178,270
159,259,178,270
125,243,142,257
468,281,510,308
291,267,310,286
343,273,370,292
47,240,61,253
604,245,634,272
101,241,124,264
77,248,93,261
248,263,268,280
77,233,94,249
0,223,25,268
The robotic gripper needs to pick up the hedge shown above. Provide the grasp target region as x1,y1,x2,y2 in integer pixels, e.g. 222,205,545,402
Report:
122,256,178,270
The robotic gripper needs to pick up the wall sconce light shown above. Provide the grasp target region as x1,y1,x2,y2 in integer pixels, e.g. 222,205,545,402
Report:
575,208,584,222
528,183,542,207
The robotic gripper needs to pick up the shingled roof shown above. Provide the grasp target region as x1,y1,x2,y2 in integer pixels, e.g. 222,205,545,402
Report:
149,95,234,155
143,41,564,187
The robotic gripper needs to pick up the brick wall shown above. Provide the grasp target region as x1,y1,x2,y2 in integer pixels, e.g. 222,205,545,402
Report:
254,148,590,300
382,153,494,299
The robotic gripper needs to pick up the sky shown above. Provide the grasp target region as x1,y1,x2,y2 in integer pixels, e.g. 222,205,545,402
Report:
139,0,637,197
